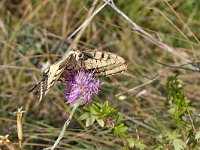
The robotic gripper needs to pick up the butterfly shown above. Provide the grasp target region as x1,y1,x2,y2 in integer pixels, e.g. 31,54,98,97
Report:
29,49,127,101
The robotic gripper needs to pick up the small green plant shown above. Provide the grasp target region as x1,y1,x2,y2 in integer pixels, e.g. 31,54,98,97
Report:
80,76,200,150
80,101,146,149
80,101,117,127
166,75,192,126
156,130,186,150
154,75,199,150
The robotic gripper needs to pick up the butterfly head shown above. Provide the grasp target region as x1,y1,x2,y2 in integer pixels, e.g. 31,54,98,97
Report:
70,50,84,61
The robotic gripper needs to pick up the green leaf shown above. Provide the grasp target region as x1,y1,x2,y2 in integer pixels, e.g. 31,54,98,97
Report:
127,138,146,149
195,130,200,140
117,123,128,133
91,103,101,114
168,107,176,114
102,101,108,113
96,119,104,127
113,123,128,138
116,115,123,125
90,105,99,115
165,130,180,141
134,140,146,150
127,138,135,148
86,115,96,127
173,139,186,150
79,112,89,120
104,101,109,108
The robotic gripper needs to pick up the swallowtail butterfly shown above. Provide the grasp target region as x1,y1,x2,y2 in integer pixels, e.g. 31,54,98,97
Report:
29,50,127,101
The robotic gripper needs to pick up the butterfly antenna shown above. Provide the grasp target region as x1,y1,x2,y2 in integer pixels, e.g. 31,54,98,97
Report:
28,79,44,93
28,84,38,93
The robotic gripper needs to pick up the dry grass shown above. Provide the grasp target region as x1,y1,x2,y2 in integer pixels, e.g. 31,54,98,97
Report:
0,0,200,149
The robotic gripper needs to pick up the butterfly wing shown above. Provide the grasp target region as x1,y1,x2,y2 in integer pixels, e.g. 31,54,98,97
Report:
81,51,127,76
38,57,70,101
37,50,83,101
31,49,126,101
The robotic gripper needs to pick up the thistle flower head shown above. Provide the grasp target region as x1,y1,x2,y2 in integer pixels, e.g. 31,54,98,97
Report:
64,69,102,105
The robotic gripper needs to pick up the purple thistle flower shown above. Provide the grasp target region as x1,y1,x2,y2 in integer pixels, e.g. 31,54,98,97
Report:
64,69,103,105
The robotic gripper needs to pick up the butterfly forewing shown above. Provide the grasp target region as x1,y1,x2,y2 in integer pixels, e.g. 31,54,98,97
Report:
39,58,69,101
81,51,127,76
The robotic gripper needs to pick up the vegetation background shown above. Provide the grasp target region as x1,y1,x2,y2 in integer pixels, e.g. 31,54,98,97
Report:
0,0,200,149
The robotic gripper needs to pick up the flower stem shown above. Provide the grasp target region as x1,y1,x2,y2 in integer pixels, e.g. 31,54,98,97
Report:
50,103,79,150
